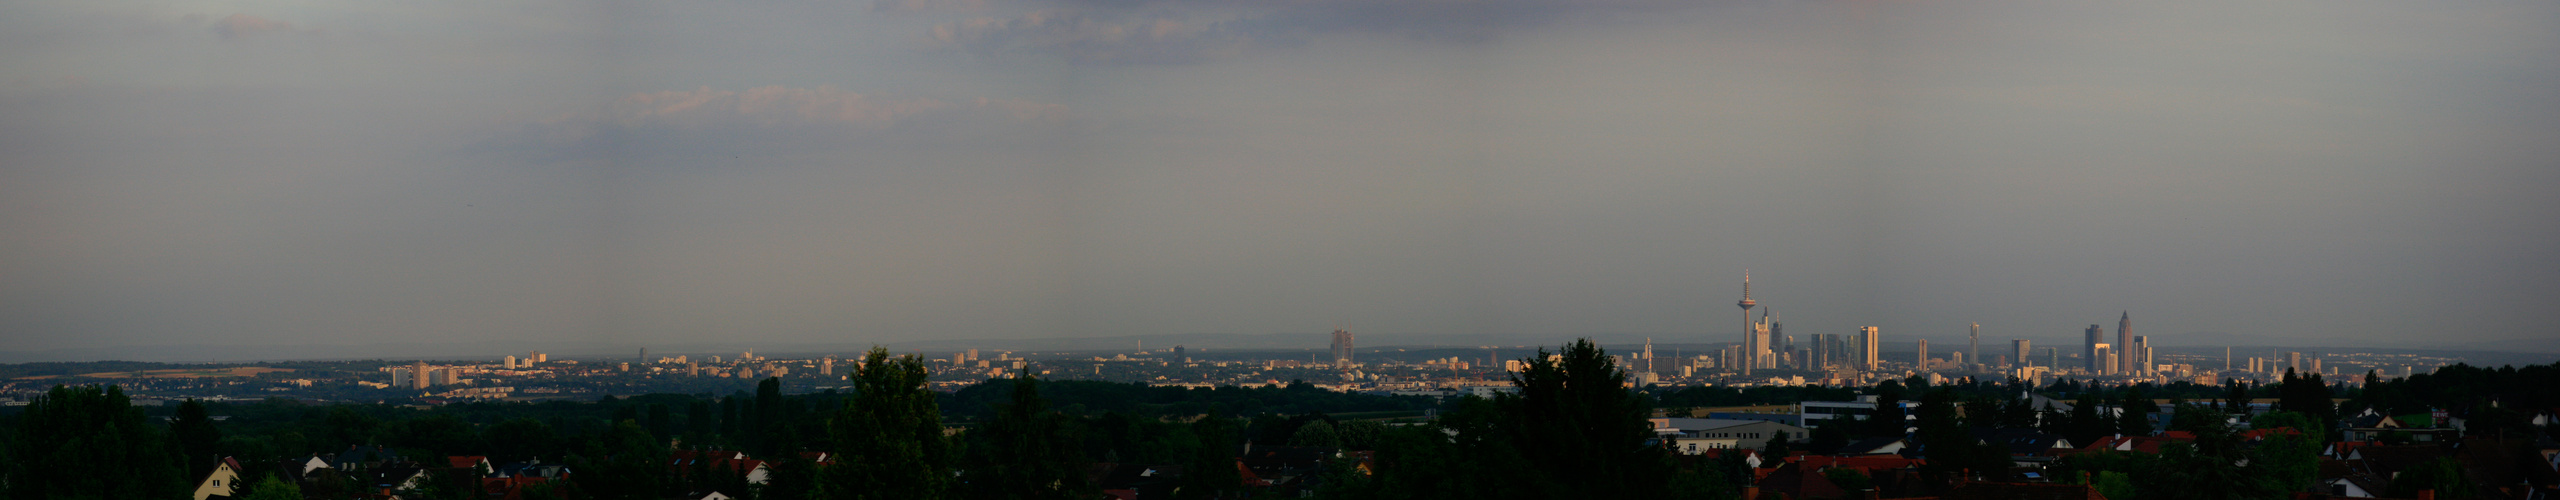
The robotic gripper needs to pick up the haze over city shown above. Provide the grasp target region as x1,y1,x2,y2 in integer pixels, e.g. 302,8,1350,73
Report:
4,0,2557,361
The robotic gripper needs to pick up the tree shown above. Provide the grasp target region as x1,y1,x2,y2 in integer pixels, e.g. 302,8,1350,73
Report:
239,473,304,500
2384,457,2476,500
7,385,191,499
957,375,1094,500
1175,414,1247,499
568,420,669,500
1496,339,1671,498
2220,379,2252,415
820,347,953,500
646,403,674,444
174,398,225,478
1866,383,1908,438
2115,389,2155,437
1336,420,1388,450
1290,421,1342,448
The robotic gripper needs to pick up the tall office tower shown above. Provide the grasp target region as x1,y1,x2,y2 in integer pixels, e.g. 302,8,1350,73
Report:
532,351,546,363
2287,352,2302,373
820,357,833,376
1752,310,1778,369
2084,325,2106,373
969,349,980,362
2117,312,2133,375
1768,311,1785,368
1330,328,1355,367
1736,272,1759,375
2225,347,2233,370
1174,345,1187,363
1643,338,1656,374
2100,348,2117,376
2131,336,2150,375
640,348,647,363
1856,326,1881,371
1969,323,1981,371
504,355,518,369
2308,358,2322,375
1917,339,1930,369
2012,340,2032,369
2047,348,2059,369
413,361,431,389
1808,334,1827,370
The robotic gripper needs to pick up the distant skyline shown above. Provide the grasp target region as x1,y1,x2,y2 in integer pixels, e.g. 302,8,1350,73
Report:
3,1,2557,357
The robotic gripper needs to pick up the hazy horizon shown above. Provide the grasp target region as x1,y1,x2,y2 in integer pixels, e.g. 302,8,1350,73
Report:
5,1,2556,357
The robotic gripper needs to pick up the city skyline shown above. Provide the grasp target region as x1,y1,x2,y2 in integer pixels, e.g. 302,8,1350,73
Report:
4,1,2557,357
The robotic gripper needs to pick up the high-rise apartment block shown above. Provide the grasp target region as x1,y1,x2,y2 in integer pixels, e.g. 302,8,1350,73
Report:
2012,339,2031,368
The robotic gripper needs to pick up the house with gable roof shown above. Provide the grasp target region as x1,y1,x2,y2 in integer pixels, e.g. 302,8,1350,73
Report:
191,456,246,500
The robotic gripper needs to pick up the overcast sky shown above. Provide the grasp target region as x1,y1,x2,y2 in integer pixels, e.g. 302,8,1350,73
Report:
3,0,2555,357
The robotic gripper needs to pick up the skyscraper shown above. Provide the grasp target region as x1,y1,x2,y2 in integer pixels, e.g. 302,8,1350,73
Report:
2084,325,2106,373
1968,323,1980,371
1330,328,1355,367
1736,272,1758,375
1643,338,1655,374
2012,339,2031,368
413,361,431,389
2118,312,2133,375
1916,339,1930,370
1856,326,1880,371
2131,336,2150,375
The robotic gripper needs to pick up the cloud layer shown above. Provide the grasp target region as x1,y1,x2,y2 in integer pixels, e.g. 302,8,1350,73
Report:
507,85,1065,157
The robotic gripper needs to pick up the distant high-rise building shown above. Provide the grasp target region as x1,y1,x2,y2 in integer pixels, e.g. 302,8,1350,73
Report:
968,349,979,362
1174,345,1187,363
1917,339,1930,369
2117,312,2133,375
1737,272,1758,375
1330,328,1355,367
820,356,834,376
2100,348,2117,376
2287,352,2303,373
640,348,647,363
1968,323,1980,371
504,355,518,369
390,367,412,388
413,361,431,389
2131,336,2150,374
2084,325,2106,373
531,351,546,363
1642,338,1655,374
1855,327,1880,371
2046,347,2059,369
2012,339,2031,369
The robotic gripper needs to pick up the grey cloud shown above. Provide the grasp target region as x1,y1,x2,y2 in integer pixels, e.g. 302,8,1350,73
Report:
927,10,1254,64
498,85,1066,159
922,0,1691,64
211,14,313,40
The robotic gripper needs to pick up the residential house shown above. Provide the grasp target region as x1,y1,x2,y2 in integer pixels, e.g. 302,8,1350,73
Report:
191,457,246,500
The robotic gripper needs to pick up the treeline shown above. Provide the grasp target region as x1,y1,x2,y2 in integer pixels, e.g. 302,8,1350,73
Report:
944,378,1437,421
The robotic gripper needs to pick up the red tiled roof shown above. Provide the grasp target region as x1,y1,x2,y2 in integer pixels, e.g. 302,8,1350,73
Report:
447,456,488,469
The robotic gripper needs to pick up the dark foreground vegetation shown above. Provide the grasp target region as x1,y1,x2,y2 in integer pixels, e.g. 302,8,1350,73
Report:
4,344,2555,499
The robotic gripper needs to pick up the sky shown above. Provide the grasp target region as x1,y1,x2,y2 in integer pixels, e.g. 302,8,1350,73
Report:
3,0,2556,358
